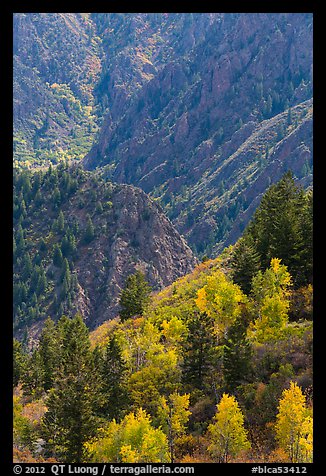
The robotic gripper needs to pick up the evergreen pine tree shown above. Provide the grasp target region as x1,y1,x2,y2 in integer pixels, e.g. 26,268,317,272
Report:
245,171,312,286
83,215,95,244
82,214,95,244
52,187,62,209
22,252,33,280
61,258,71,284
13,339,26,387
60,235,69,256
223,311,252,392
32,171,42,195
34,189,43,208
119,271,152,321
181,312,217,391
230,236,261,295
69,233,77,259
56,211,65,233
53,243,63,267
36,270,47,295
42,314,101,462
21,349,45,398
98,335,129,420
38,318,59,391
20,283,28,304
39,237,47,253
298,190,313,285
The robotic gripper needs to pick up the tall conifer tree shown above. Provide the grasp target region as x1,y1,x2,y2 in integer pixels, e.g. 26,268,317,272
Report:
42,314,101,462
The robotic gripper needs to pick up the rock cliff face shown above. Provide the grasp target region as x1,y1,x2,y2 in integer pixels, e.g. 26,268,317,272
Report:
72,182,197,328
84,13,313,254
90,13,216,120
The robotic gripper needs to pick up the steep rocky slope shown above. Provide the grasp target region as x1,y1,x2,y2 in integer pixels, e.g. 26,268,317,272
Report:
91,13,216,120
84,13,313,254
71,181,197,329
13,13,214,168
13,165,197,339
13,13,313,256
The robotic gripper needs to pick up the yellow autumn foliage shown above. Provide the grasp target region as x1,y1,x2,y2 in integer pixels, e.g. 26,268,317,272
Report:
275,381,313,463
85,408,170,463
195,271,247,336
207,393,251,462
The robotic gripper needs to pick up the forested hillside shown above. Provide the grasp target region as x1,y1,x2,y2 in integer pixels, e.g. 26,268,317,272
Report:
12,12,313,466
14,13,313,254
13,163,196,340
13,13,103,167
13,174,313,463
13,13,213,168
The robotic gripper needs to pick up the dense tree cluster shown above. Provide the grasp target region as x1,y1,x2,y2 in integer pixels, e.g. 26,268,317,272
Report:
231,172,313,291
13,164,113,334
14,256,312,463
13,172,313,463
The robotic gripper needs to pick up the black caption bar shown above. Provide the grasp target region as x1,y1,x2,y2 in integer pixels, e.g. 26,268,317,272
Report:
6,463,318,476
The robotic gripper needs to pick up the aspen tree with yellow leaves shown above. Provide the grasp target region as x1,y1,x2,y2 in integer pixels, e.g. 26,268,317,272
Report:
207,393,251,462
275,381,313,462
85,408,169,463
250,258,292,342
157,393,191,463
195,270,247,338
